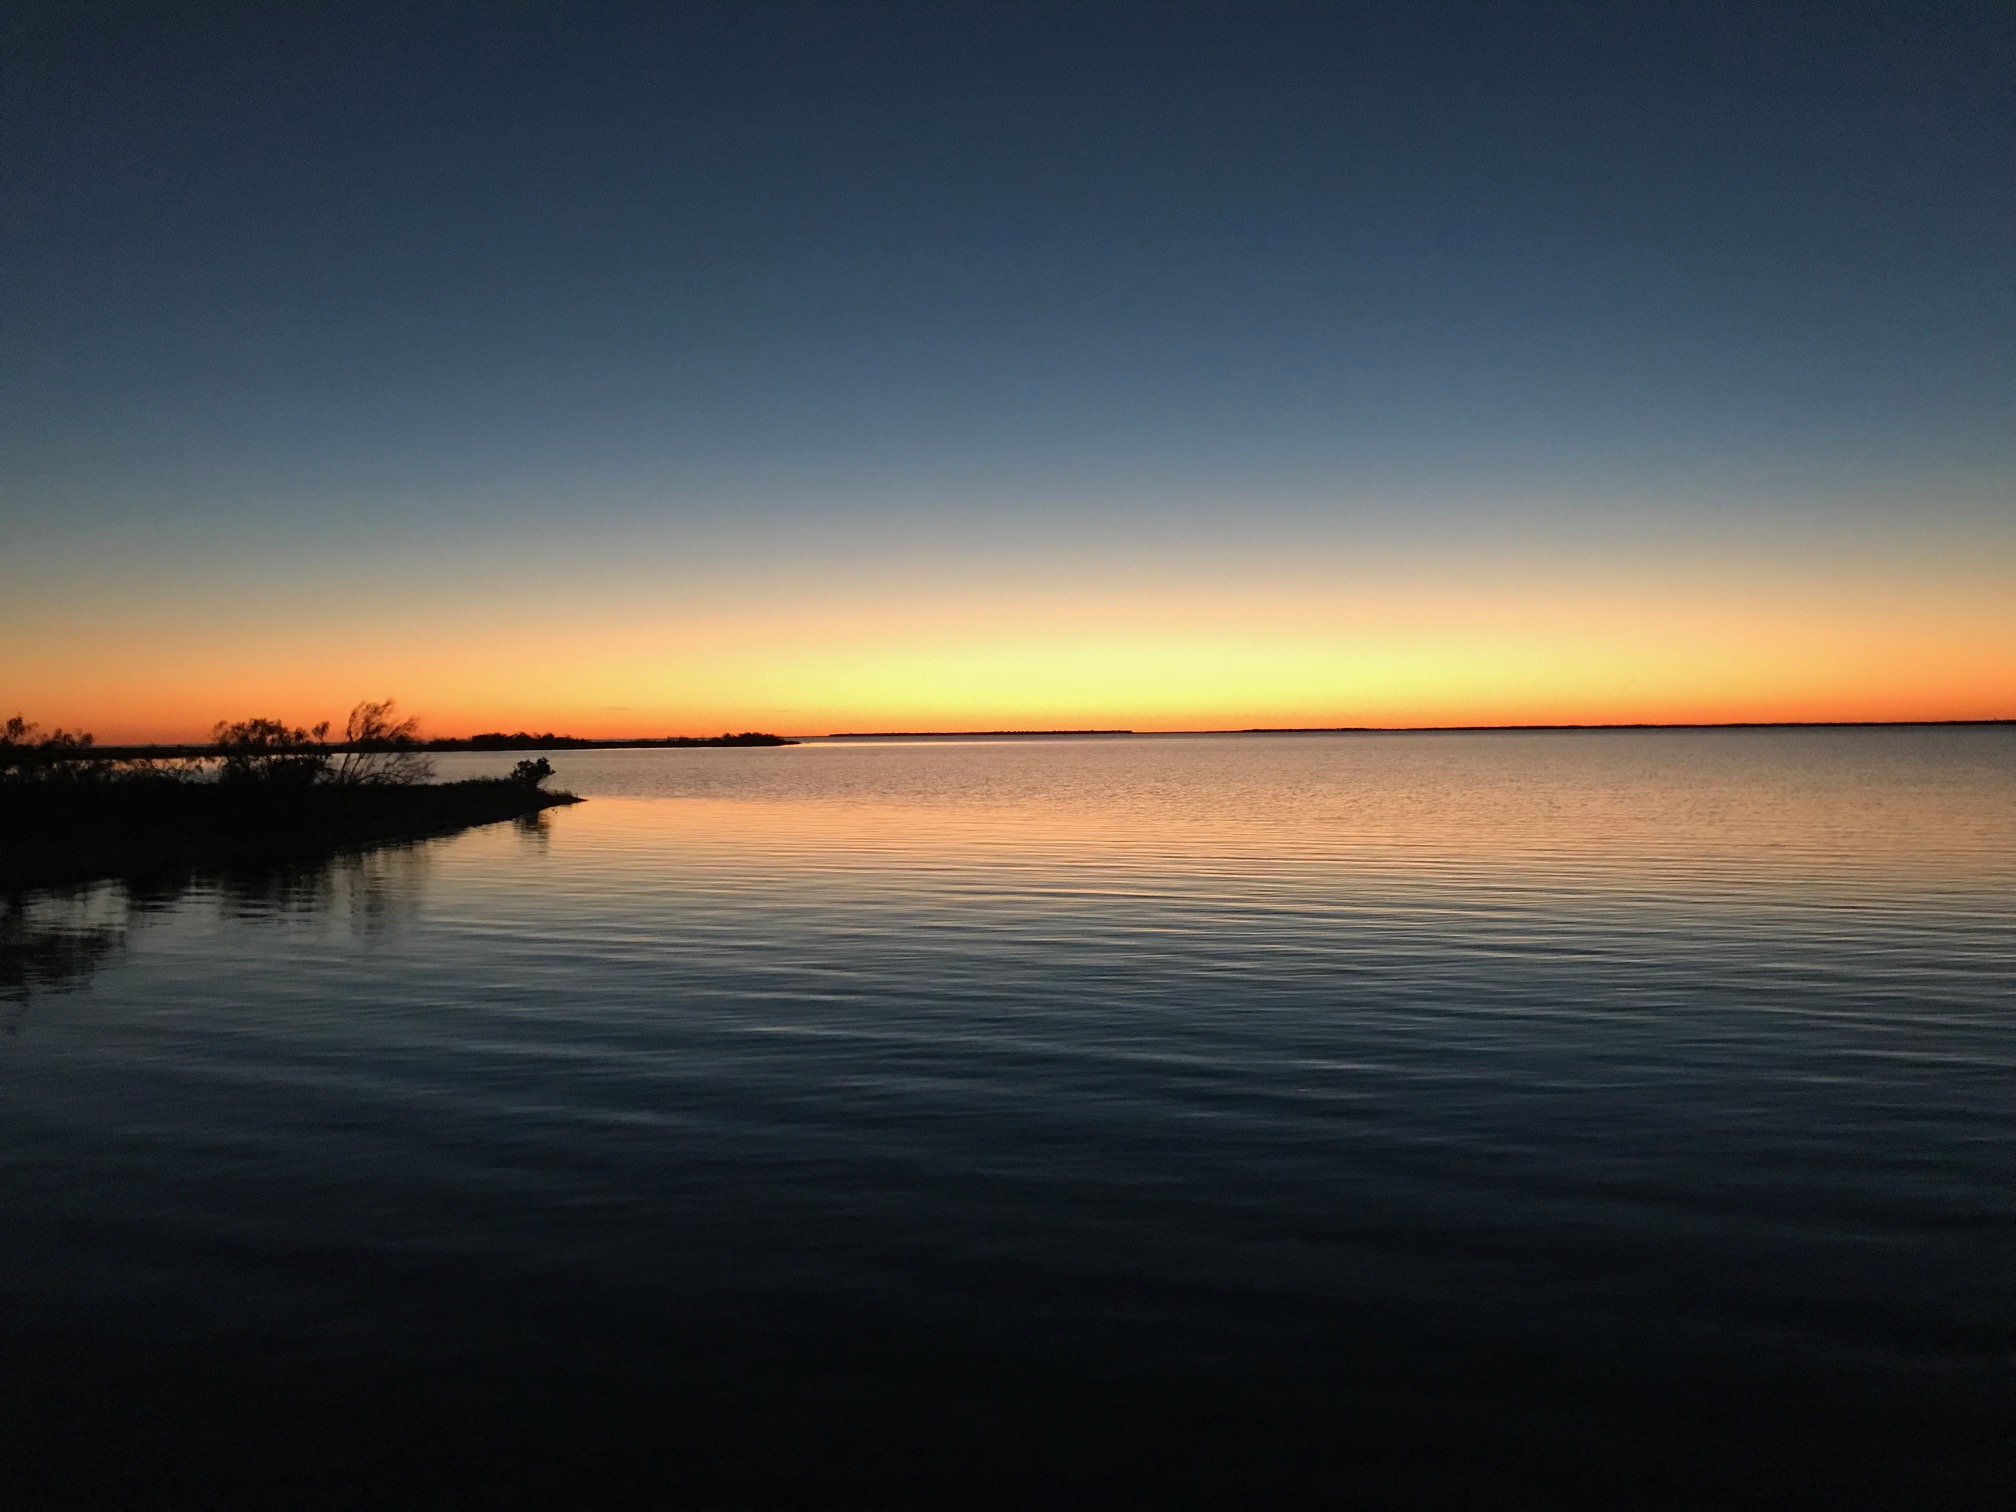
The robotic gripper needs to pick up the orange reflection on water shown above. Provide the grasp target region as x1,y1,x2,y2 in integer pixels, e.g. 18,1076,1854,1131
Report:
485,731,2016,895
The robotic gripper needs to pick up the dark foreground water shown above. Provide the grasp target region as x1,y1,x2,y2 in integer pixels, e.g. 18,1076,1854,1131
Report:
4,730,2012,1508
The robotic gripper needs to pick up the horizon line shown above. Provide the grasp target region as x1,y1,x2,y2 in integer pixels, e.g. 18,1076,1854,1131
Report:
64,716,2016,754
812,718,2016,740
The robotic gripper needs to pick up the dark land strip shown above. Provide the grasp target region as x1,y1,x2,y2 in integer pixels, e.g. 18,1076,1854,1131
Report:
1,781,582,895
73,731,794,761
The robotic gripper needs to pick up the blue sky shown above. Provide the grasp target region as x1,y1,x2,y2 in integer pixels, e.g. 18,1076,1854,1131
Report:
4,2,2011,734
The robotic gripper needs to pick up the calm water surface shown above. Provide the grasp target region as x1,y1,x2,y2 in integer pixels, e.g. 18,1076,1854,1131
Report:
4,731,2012,1507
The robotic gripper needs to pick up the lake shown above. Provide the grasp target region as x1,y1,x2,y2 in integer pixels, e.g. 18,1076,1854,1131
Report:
3,730,2011,1508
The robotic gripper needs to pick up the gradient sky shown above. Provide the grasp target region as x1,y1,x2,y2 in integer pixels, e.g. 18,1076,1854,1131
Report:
4,1,2011,740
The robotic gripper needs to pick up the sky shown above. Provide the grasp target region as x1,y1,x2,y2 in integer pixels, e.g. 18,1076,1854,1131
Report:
4,0,2011,740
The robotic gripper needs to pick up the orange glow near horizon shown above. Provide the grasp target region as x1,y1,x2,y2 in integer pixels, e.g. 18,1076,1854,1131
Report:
9,544,2012,742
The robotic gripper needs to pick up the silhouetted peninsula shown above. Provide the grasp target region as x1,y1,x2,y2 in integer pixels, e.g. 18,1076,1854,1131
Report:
2,780,582,894
2,704,597,893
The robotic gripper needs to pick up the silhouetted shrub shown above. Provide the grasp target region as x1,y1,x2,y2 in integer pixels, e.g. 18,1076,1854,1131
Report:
213,717,331,787
1,715,117,784
509,757,555,787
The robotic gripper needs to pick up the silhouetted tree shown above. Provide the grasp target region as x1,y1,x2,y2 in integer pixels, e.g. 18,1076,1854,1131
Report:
212,716,331,787
331,699,434,786
0,716,37,780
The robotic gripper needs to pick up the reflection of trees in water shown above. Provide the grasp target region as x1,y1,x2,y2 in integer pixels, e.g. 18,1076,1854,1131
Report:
201,840,430,932
3,840,434,1030
512,809,553,855
1,888,128,1032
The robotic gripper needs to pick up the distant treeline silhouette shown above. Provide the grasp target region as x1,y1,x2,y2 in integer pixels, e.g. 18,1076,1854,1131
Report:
450,732,794,750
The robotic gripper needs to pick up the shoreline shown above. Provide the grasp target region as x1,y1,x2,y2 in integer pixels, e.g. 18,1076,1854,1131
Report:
2,780,583,895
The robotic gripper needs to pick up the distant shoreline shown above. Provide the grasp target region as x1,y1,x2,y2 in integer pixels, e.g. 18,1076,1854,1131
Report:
70,733,796,760
61,720,2014,758
823,729,1134,740
811,719,2015,740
